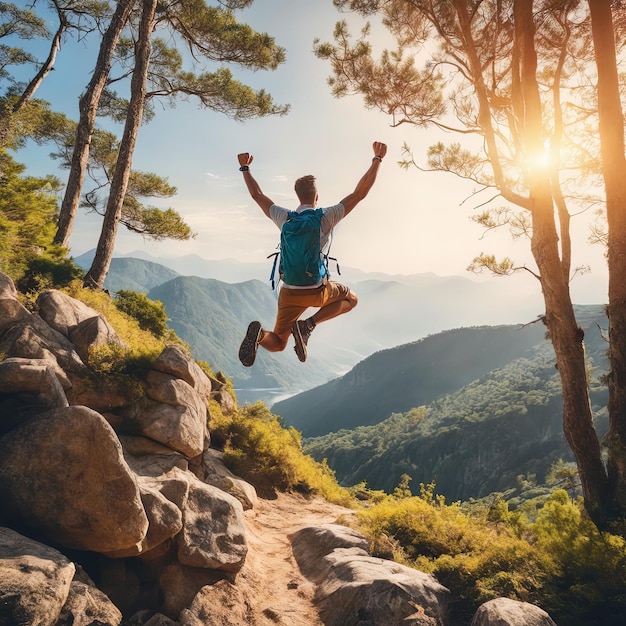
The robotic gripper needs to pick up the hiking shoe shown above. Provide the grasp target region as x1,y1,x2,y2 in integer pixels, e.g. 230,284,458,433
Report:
239,321,262,367
292,319,312,363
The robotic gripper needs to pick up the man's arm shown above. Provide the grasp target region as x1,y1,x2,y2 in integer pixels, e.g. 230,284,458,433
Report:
340,141,387,216
237,152,274,218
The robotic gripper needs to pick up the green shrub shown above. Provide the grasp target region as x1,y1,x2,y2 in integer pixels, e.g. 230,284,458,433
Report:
529,491,626,625
210,401,353,506
16,253,84,294
356,484,626,625
113,290,168,338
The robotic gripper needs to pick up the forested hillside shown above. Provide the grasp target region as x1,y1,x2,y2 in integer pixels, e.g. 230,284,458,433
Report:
275,305,608,437
300,305,609,500
305,349,608,500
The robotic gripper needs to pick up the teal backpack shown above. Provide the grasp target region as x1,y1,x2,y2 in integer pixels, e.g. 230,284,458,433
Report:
268,209,339,288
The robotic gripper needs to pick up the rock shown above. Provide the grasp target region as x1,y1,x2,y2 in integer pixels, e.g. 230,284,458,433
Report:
158,563,226,619
0,314,85,388
292,525,449,626
121,452,249,567
0,405,149,553
37,289,103,337
56,579,123,626
0,271,17,298
123,372,208,458
177,477,248,572
0,296,32,333
470,598,557,626
201,448,258,510
318,548,449,626
104,480,183,559
178,579,250,626
291,524,370,579
0,357,68,434
69,314,124,364
0,527,75,626
152,344,212,402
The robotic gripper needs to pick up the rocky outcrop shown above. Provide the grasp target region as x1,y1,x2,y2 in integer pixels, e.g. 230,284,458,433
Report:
0,272,557,625
0,405,149,553
0,275,246,624
292,524,450,625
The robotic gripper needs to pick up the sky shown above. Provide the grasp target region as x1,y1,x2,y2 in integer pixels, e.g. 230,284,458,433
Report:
12,0,609,303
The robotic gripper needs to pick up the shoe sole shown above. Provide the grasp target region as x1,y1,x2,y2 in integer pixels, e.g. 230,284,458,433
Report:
292,321,307,363
239,321,262,367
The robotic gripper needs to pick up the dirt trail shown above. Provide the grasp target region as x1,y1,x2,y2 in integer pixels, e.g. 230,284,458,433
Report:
236,493,356,626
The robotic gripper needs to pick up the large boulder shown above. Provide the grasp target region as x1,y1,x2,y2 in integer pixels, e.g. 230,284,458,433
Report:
292,524,449,626
291,524,370,578
152,344,212,403
0,405,149,553
470,598,557,626
37,289,124,366
123,371,208,458
315,548,449,626
177,476,248,572
0,314,86,388
37,289,106,337
0,357,68,434
121,451,248,569
0,527,75,626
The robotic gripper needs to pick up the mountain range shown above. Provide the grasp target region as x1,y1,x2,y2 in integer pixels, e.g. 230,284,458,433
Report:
75,249,558,395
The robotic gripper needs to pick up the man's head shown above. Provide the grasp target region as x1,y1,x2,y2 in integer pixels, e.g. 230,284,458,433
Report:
294,175,318,206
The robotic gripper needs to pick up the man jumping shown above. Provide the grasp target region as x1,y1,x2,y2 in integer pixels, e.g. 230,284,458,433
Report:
237,141,387,366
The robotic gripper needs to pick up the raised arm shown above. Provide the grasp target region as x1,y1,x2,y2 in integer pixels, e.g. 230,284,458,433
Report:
340,141,387,216
237,152,274,218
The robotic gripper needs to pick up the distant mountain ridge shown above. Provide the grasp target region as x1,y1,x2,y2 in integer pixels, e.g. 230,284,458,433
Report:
274,304,608,437
74,251,605,404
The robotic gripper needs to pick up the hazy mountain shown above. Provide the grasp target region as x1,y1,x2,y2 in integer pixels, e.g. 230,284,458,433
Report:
74,253,180,293
146,276,332,389
273,304,608,438
77,252,605,403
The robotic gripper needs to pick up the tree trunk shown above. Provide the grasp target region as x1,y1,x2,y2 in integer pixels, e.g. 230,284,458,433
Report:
514,0,610,524
588,0,626,525
54,0,135,248
84,0,156,289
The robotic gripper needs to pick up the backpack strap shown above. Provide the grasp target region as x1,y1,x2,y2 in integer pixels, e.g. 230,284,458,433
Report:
267,250,280,290
322,228,341,278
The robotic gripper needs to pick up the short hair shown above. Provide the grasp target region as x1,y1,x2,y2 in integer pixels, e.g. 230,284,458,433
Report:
294,175,317,204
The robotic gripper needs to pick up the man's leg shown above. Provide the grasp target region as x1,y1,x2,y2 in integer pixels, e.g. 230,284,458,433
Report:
258,287,312,353
258,329,291,352
311,286,357,325
292,282,357,362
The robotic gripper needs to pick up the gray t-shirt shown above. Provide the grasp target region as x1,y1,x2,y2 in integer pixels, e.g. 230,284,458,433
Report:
269,203,345,288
